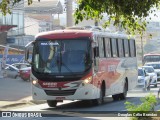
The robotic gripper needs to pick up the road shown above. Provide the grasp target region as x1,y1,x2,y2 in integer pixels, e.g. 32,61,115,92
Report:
12,86,159,111
0,77,160,120
2,85,158,120
1,89,158,120
0,77,31,101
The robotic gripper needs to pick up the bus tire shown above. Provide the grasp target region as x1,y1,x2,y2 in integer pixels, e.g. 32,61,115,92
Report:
112,94,119,101
93,86,104,105
119,81,127,100
147,85,150,91
154,84,157,88
47,100,57,107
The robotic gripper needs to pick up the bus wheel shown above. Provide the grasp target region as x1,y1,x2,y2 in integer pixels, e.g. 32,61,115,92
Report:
147,85,150,91
47,100,57,107
119,81,127,100
154,84,157,88
93,87,104,105
112,94,119,101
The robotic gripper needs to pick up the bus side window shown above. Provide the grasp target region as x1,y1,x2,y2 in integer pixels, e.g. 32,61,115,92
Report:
105,38,111,57
124,39,129,57
129,39,136,57
98,37,105,58
93,47,99,58
118,39,124,57
93,47,99,72
111,38,118,57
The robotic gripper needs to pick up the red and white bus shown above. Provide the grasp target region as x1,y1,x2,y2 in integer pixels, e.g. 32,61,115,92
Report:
25,28,138,107
143,53,160,64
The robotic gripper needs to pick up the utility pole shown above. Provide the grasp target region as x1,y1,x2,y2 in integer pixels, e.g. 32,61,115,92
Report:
141,36,144,65
66,0,73,27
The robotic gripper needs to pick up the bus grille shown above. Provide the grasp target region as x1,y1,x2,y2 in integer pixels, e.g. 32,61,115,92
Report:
44,89,76,96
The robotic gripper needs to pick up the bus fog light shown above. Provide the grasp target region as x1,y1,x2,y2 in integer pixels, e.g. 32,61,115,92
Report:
83,76,92,84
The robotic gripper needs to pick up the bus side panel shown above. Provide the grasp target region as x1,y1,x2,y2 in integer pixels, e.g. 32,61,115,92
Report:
97,58,124,96
97,57,137,96
124,57,138,90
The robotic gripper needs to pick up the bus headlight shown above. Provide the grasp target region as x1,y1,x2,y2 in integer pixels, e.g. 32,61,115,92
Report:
83,76,92,84
32,80,38,85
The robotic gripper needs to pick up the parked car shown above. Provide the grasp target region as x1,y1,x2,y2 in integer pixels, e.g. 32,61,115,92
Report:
142,66,158,87
5,64,19,79
137,67,150,91
144,62,160,81
19,67,31,81
4,63,30,79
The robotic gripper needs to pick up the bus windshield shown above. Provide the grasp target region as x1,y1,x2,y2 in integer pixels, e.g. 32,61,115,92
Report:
32,38,92,75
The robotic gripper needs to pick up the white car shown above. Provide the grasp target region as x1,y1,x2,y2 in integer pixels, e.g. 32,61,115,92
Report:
4,63,30,79
137,67,150,91
5,64,19,79
145,62,160,81
142,66,157,87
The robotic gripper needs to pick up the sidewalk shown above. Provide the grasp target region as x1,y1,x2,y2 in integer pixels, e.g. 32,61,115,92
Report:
0,96,46,110
0,96,31,109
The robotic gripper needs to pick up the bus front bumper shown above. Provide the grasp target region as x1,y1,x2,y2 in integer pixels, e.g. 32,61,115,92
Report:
32,84,100,101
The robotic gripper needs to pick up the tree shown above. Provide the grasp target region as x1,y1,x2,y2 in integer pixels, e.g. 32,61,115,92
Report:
0,0,39,15
74,0,160,35
1,0,160,35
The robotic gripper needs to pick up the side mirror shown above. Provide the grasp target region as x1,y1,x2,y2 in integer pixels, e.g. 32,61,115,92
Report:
25,41,33,64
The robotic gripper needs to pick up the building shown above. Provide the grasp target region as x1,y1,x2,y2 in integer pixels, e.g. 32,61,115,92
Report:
0,0,24,45
24,0,63,35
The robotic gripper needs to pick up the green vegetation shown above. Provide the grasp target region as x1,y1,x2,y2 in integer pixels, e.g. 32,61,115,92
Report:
1,0,160,35
125,93,157,120
74,0,160,35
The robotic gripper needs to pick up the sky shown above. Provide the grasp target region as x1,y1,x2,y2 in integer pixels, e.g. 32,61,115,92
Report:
55,1,160,27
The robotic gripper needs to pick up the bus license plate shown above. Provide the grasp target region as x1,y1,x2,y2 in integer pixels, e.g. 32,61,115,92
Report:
56,97,65,100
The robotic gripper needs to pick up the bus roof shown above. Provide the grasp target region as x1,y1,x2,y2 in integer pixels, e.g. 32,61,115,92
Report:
35,29,93,40
144,53,160,56
35,29,134,40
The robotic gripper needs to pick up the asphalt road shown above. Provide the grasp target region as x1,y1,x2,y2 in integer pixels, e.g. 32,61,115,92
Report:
0,77,31,101
0,79,160,120
1,86,157,120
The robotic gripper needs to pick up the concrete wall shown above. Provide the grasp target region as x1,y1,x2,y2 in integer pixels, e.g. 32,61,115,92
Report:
0,32,7,45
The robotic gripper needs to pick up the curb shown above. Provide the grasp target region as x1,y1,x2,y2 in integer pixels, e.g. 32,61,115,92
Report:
0,102,28,109
0,100,46,110
30,100,46,104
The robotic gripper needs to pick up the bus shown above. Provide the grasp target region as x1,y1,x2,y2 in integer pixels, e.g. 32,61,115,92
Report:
143,53,160,64
25,28,138,107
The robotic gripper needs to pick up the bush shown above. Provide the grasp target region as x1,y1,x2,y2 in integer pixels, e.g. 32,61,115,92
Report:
125,93,157,120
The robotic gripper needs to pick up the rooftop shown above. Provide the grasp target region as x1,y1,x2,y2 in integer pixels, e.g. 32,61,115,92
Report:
24,0,63,14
